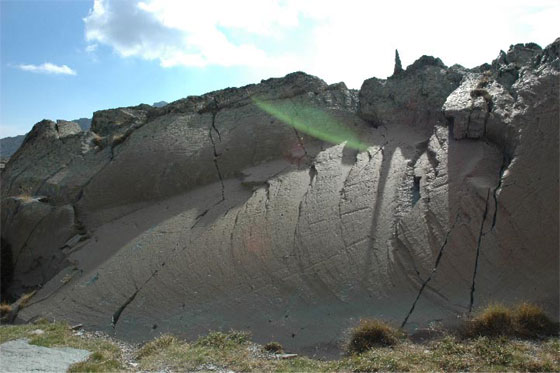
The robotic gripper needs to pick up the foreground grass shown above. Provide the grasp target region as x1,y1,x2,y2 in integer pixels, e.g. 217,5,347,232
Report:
137,333,560,372
1,323,558,372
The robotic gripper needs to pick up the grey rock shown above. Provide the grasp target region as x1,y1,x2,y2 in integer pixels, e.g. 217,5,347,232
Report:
394,49,403,75
0,339,90,372
91,104,153,137
358,55,463,131
1,41,557,358
0,118,90,162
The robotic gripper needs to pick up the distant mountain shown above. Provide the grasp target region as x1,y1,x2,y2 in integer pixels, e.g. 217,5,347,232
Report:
0,118,92,160
152,101,168,108
0,135,25,160
73,117,91,131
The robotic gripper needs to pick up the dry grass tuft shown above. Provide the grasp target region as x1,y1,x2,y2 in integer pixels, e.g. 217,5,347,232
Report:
137,334,178,359
91,133,105,148
195,330,251,349
514,302,559,338
18,290,37,308
263,341,284,354
346,319,402,354
464,304,515,338
463,303,559,339
0,302,12,318
111,133,127,146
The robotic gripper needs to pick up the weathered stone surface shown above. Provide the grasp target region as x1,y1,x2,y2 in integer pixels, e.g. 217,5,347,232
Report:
0,41,557,357
358,55,463,131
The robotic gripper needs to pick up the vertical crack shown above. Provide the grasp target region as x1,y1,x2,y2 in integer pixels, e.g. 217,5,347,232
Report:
469,189,491,313
491,156,510,229
207,101,225,202
411,176,421,207
401,212,460,328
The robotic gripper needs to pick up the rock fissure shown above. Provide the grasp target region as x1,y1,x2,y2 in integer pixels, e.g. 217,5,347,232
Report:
469,189,491,313
208,110,225,202
491,156,511,229
401,212,460,328
111,269,159,329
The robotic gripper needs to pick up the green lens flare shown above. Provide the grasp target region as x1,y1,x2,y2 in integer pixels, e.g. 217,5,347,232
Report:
253,98,369,151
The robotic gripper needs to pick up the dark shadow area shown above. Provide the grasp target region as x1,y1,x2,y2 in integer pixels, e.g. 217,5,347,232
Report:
1,237,14,302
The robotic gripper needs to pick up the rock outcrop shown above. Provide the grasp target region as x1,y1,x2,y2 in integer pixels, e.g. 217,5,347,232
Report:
1,39,558,356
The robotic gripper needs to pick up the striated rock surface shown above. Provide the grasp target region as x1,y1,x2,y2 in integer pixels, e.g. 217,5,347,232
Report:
0,40,558,356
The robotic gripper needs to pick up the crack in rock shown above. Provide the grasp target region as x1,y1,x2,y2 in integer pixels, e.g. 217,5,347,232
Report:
491,156,511,229
208,107,225,202
401,212,460,328
469,189,491,313
111,270,158,329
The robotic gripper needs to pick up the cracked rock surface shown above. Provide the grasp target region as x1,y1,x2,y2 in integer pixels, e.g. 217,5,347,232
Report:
1,40,558,356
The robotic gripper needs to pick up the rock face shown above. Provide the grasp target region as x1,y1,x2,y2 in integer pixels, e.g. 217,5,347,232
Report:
1,40,558,356
0,118,91,162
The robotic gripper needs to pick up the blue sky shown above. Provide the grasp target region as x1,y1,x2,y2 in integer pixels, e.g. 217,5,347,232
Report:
1,0,558,137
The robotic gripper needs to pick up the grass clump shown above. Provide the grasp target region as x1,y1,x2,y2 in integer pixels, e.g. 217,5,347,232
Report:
194,330,251,349
262,341,284,354
68,350,122,373
463,303,559,339
0,302,12,318
137,334,178,359
465,303,515,338
346,319,402,354
514,302,559,338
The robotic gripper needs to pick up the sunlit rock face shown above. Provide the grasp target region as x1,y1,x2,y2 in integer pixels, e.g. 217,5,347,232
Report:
1,39,558,356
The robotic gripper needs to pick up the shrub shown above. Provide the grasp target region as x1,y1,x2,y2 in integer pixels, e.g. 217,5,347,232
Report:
346,319,401,354
514,303,558,338
136,334,178,359
263,341,284,354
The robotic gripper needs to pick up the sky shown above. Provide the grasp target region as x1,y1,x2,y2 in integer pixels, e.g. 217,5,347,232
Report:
0,0,558,137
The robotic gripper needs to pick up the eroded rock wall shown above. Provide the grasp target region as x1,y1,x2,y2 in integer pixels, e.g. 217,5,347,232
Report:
1,40,558,355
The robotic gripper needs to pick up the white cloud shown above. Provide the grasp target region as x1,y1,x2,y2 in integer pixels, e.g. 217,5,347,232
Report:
83,0,297,69
85,43,98,53
17,62,77,75
83,0,559,88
